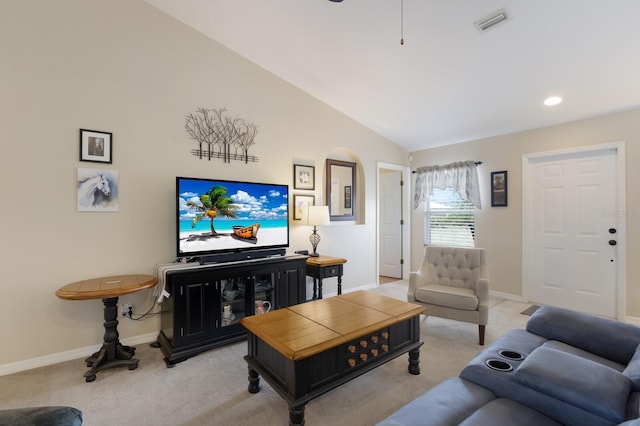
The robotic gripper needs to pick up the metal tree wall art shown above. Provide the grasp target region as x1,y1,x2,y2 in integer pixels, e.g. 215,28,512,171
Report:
185,107,258,163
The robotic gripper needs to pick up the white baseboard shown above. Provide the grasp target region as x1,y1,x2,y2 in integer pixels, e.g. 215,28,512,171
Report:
626,316,640,326
0,332,158,377
321,282,378,299
489,290,523,302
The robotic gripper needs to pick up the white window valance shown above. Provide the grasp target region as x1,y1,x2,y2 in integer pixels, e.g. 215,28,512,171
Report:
413,160,482,209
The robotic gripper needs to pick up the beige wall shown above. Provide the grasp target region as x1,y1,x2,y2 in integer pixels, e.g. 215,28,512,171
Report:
410,109,640,316
0,0,408,367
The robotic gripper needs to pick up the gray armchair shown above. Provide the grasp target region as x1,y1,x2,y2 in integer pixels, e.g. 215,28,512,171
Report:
408,246,489,345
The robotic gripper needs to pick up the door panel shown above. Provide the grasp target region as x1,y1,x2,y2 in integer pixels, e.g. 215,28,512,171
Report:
528,147,617,317
379,170,402,278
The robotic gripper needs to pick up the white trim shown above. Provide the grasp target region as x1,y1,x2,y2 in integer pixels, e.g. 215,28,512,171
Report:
490,290,524,302
376,162,411,282
626,316,640,327
0,332,158,377
522,142,627,320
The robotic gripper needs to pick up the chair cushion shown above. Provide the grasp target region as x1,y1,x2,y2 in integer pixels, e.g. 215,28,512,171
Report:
414,284,479,310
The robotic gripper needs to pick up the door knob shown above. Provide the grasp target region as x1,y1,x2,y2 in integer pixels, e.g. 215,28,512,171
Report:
609,240,617,246
609,228,617,234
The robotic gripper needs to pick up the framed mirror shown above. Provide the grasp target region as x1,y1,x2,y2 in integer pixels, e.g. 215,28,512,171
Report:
326,159,356,221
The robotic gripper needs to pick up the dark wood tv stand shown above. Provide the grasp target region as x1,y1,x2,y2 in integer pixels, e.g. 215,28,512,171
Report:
156,254,307,366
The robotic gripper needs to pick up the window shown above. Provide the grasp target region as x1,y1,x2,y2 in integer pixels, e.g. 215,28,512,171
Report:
424,188,475,247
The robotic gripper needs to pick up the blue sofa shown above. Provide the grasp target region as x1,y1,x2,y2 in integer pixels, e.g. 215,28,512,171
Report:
0,406,82,425
378,305,640,426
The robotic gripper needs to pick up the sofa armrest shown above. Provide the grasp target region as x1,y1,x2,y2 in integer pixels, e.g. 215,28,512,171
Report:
514,347,631,424
526,305,640,365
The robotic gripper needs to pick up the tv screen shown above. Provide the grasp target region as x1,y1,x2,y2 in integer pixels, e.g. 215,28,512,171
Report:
176,177,289,259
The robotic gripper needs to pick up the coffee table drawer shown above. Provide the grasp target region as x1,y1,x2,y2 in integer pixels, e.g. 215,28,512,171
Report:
345,328,390,368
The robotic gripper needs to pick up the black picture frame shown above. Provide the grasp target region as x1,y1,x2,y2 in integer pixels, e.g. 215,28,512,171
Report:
344,186,352,209
293,164,315,190
80,129,112,164
491,171,508,207
293,194,315,220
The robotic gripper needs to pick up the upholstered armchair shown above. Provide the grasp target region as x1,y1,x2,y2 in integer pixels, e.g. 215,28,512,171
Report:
408,246,489,345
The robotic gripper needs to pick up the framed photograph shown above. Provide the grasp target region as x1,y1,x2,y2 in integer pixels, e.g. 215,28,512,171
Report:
344,185,352,209
293,194,315,220
491,170,508,207
80,129,112,164
293,164,315,190
77,167,119,212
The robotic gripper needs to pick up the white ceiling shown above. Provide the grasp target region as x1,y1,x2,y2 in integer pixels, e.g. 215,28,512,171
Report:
144,0,640,152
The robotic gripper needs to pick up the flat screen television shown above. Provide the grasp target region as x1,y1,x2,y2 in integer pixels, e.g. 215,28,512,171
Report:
176,176,289,261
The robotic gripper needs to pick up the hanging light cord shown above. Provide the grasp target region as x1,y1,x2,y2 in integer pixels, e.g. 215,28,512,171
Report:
400,0,405,45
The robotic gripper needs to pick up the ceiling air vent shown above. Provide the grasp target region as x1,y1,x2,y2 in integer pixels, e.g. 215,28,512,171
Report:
475,9,509,32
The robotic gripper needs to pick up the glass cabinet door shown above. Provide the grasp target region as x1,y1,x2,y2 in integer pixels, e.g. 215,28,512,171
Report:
220,276,248,328
253,271,275,316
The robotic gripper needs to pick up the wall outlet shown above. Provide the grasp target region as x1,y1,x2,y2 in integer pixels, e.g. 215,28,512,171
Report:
120,303,133,317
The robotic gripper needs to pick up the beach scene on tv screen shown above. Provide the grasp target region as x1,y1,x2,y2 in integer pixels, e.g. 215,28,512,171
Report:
178,179,288,255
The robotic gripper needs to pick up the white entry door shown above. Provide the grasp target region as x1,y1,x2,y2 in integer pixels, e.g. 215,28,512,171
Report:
524,144,624,318
379,170,402,278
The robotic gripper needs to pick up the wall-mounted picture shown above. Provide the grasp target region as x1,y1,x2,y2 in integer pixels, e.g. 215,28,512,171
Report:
293,164,315,190
80,128,112,164
344,185,352,209
293,194,315,220
77,167,119,212
491,170,508,207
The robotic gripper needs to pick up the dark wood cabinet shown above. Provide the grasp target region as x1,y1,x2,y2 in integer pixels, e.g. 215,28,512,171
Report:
157,255,307,366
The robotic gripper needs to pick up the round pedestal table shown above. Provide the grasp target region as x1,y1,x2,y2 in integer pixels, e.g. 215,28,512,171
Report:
56,274,158,382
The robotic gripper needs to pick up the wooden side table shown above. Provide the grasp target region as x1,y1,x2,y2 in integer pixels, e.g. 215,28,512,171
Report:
56,274,158,382
305,256,347,299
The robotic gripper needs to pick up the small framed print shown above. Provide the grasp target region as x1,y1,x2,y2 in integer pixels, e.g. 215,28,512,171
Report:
80,129,112,164
293,194,315,220
293,164,315,190
491,170,508,207
344,186,352,209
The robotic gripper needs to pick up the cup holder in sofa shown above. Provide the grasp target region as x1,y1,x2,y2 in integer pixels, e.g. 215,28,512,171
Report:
498,349,526,361
485,359,513,372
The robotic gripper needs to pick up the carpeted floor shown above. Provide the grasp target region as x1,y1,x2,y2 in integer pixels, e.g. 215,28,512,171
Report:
0,281,530,426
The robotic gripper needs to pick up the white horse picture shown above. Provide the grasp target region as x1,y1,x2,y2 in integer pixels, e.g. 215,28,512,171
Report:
77,168,118,211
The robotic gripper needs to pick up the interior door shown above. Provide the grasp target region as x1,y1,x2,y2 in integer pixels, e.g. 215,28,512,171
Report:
379,170,402,278
525,146,621,318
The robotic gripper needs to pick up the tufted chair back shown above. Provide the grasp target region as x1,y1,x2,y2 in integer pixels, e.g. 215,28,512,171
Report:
408,246,489,345
425,247,486,289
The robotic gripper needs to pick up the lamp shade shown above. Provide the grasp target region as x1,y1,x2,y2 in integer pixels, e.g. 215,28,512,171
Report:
307,205,330,226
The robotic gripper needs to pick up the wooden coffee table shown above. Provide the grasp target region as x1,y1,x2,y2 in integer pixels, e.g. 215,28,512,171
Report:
241,291,424,425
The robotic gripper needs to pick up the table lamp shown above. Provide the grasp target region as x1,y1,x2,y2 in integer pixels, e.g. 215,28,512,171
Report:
305,205,330,257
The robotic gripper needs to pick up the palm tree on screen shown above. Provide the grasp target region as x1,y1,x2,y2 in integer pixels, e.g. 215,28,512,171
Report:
188,186,238,235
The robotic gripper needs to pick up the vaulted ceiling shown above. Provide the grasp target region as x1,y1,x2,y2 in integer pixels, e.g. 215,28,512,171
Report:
145,0,640,152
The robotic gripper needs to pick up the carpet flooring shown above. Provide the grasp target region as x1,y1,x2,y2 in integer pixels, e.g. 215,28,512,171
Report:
0,281,530,426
